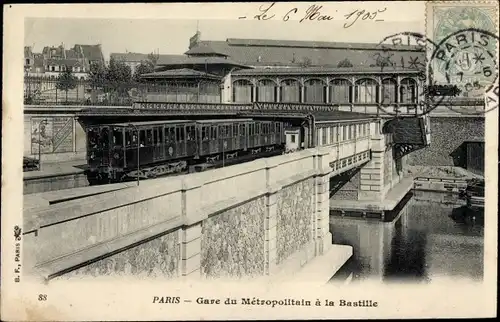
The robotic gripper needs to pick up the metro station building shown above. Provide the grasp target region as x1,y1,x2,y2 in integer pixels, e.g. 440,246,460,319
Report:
140,32,425,113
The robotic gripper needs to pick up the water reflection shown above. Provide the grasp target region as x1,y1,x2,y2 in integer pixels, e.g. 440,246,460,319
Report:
330,191,484,283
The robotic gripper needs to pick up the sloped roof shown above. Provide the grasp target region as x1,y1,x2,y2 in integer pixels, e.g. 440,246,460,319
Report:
185,44,229,56
157,56,250,69
46,59,83,67
156,54,197,65
65,49,83,60
24,46,33,58
75,44,104,62
42,46,65,58
140,68,221,80
111,53,187,65
186,38,425,68
111,52,148,62
232,66,422,76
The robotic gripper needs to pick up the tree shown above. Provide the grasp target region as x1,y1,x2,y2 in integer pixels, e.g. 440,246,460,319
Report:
337,58,353,68
56,65,77,103
133,60,155,82
105,58,133,104
88,61,107,89
106,58,132,91
147,52,159,67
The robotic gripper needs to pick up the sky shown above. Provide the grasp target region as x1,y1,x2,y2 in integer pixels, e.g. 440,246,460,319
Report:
23,2,424,60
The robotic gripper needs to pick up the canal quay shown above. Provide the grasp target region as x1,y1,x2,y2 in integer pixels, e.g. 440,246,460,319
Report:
21,25,487,286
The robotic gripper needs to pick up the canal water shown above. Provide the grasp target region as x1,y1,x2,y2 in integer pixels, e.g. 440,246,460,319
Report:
330,191,484,283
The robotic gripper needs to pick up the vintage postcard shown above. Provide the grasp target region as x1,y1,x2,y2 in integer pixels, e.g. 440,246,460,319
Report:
1,1,498,320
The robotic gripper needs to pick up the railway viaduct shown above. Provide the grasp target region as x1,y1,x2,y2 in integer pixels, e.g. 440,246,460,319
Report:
22,101,484,284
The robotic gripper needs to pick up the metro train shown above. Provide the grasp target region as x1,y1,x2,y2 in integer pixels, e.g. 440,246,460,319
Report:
86,118,302,183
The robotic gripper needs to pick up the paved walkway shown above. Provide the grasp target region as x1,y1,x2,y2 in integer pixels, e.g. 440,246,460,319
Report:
24,159,88,180
330,176,414,212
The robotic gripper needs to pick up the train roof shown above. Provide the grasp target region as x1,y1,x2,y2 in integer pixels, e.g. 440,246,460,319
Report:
106,120,195,127
313,110,378,122
196,118,254,124
95,118,257,128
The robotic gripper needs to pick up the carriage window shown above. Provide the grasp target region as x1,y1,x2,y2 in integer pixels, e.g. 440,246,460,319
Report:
256,123,260,135
233,124,238,136
139,130,146,146
322,128,327,145
165,127,170,142
291,134,296,143
275,123,280,133
186,126,194,141
125,130,131,146
342,126,347,141
202,126,208,141
227,125,231,138
146,129,153,145
212,126,217,140
112,128,122,146
153,128,158,145
169,128,175,142
176,127,185,142
158,127,163,143
220,125,225,138
100,127,110,148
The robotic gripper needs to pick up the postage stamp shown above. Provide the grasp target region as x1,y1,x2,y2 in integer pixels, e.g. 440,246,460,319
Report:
426,1,499,114
1,2,498,321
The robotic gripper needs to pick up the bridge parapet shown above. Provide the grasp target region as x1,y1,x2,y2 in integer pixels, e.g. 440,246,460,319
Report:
23,148,351,282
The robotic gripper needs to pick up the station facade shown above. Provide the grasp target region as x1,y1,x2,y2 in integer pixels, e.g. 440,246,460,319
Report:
141,33,426,108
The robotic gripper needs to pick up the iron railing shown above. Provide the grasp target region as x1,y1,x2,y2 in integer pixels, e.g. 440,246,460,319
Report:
23,77,222,106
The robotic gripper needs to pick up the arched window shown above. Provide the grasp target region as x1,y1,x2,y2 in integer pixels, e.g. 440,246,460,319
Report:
232,79,253,103
400,78,417,103
381,78,397,104
280,79,300,102
330,79,351,103
256,79,276,102
304,79,326,103
354,78,379,103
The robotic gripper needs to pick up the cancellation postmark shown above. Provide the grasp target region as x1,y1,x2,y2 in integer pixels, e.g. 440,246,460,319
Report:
374,31,454,117
427,2,499,115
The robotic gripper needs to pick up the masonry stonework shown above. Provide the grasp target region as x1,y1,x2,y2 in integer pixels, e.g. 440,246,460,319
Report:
200,196,266,278
57,230,181,279
408,117,484,167
276,178,314,264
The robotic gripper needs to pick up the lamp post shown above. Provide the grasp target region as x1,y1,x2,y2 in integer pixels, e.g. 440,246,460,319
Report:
38,119,48,170
128,123,140,186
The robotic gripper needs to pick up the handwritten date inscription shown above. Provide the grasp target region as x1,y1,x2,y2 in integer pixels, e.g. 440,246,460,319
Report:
241,2,386,28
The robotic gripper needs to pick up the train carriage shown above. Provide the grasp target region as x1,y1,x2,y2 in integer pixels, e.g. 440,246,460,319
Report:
86,118,287,184
197,119,253,158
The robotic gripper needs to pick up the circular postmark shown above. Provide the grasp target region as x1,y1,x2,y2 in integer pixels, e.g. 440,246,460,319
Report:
430,28,499,115
374,32,451,117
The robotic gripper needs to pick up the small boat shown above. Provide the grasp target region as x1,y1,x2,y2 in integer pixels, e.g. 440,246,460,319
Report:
459,178,485,210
